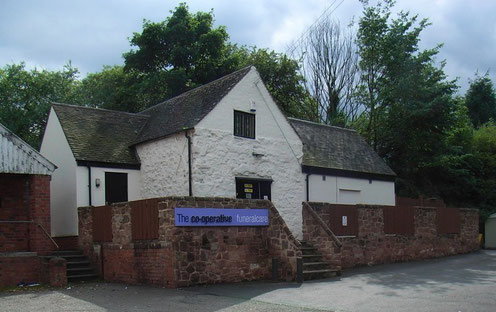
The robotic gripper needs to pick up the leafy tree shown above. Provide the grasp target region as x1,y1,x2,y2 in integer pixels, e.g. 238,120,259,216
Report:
465,73,496,127
77,65,148,113
0,63,81,148
356,0,458,196
123,3,239,107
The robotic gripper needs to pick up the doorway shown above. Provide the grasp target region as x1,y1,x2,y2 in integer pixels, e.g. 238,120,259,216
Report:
105,172,128,204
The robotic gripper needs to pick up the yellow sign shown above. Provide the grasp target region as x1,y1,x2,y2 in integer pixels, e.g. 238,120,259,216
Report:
244,188,253,193
244,184,253,188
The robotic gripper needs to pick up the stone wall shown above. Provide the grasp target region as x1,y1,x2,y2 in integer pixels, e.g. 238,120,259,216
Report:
79,197,301,288
303,202,479,269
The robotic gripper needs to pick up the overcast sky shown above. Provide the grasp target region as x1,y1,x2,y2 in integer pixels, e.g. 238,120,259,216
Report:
1,0,495,93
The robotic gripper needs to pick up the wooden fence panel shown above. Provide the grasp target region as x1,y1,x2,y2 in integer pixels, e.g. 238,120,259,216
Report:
92,205,112,242
328,204,358,236
437,207,460,234
131,199,159,240
384,205,414,235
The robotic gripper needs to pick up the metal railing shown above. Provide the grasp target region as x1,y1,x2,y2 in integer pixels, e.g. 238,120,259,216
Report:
0,220,59,250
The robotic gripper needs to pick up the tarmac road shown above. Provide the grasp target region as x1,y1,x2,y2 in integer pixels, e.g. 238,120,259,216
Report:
1,250,495,312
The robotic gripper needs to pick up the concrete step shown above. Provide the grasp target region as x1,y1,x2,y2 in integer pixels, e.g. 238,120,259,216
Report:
67,273,98,281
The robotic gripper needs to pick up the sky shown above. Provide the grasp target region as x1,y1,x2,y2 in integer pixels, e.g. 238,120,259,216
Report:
1,0,495,93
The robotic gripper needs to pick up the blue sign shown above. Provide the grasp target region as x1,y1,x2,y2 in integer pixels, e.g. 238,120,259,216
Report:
174,208,269,227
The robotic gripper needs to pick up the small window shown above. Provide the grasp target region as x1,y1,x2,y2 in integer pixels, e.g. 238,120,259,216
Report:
234,110,255,139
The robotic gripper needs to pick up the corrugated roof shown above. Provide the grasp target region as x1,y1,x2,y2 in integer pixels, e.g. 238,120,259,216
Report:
289,118,396,177
135,66,252,144
52,104,148,166
0,123,56,175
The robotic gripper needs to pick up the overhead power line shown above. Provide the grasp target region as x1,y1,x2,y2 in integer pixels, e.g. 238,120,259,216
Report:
287,0,346,56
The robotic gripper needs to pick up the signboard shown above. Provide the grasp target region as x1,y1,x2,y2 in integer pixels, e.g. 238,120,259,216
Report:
175,208,269,227
342,216,348,227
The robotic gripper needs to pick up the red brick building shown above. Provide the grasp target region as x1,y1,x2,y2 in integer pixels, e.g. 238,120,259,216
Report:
0,123,57,287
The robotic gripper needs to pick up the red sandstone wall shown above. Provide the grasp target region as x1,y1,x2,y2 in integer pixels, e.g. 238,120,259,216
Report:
304,203,479,269
78,197,301,288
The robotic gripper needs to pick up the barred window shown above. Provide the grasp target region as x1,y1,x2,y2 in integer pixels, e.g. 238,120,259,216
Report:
234,110,255,139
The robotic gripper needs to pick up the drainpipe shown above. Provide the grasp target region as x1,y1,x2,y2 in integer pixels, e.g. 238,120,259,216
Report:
306,174,310,201
87,166,92,206
185,131,193,197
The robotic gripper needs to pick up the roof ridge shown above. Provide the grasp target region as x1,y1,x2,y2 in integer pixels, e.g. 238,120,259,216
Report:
288,117,357,133
139,66,253,114
52,102,149,118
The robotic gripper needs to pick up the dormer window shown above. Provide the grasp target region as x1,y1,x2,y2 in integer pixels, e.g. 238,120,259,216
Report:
234,110,255,139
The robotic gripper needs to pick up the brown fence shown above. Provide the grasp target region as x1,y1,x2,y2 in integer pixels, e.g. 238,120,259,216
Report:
92,205,112,242
384,205,414,235
130,198,159,240
437,207,461,234
328,204,358,236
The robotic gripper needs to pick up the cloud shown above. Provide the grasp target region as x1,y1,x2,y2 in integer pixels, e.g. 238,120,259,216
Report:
0,0,495,92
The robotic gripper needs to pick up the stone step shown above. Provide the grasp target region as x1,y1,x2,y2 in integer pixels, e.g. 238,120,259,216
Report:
51,250,82,256
303,261,331,267
67,273,98,281
67,260,91,267
302,254,323,259
67,267,94,273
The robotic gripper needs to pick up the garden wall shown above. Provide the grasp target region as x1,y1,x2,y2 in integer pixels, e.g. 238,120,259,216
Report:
303,202,479,269
79,197,301,288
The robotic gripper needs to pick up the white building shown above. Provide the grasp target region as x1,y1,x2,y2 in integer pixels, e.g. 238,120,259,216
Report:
40,66,395,239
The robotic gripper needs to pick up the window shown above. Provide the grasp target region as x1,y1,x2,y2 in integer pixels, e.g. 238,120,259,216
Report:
234,110,255,139
236,178,271,200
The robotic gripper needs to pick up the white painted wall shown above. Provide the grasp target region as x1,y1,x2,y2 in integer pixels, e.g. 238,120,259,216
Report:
76,166,141,207
136,132,190,198
192,68,306,237
308,174,395,206
40,108,78,237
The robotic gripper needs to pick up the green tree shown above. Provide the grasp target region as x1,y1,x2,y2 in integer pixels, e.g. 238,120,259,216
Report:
0,63,81,148
465,73,496,127
356,0,458,196
77,65,147,113
123,3,239,107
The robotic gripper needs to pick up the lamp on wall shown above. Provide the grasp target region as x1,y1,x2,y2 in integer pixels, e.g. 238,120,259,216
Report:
250,100,256,112
95,178,101,188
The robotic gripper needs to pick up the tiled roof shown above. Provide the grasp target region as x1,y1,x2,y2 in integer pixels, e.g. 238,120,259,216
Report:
52,104,148,166
135,66,252,144
289,118,396,177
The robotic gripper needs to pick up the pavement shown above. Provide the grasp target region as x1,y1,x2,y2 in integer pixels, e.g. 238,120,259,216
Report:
1,250,495,312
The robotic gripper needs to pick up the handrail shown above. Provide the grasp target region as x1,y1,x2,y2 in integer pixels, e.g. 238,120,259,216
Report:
302,202,342,247
0,220,59,250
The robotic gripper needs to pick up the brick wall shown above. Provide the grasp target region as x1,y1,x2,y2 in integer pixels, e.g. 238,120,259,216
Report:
53,236,79,250
28,175,53,255
0,254,42,286
0,174,30,252
0,174,53,255
79,197,301,288
303,202,479,269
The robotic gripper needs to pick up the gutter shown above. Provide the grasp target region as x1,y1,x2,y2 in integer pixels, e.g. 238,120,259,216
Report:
185,131,193,197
